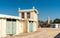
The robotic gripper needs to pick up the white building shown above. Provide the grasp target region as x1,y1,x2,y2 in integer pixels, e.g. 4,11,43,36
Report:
0,7,38,38
51,24,60,28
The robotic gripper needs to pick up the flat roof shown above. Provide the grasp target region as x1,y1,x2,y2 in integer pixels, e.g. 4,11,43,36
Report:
0,14,20,20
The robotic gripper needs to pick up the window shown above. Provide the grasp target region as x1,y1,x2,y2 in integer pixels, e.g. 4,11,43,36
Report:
7,19,16,21
29,21,33,23
21,12,24,18
27,12,30,18
7,19,11,21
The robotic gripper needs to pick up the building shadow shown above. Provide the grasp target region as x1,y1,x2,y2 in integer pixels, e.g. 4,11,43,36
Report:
54,33,60,38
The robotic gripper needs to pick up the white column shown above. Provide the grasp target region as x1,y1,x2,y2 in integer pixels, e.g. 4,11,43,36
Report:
31,13,33,19
16,20,20,35
16,20,23,35
25,12,27,19
19,13,21,18
21,21,24,33
27,21,29,32
1,19,6,37
0,19,2,37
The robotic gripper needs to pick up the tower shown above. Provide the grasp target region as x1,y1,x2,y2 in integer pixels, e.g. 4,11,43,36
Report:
18,6,38,33
48,16,50,24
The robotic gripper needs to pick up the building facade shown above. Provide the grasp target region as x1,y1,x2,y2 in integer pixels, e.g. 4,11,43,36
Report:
0,7,38,38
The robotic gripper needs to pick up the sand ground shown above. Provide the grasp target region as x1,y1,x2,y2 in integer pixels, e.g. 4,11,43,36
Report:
5,28,60,38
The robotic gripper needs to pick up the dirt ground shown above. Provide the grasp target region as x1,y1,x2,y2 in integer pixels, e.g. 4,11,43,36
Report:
5,28,60,38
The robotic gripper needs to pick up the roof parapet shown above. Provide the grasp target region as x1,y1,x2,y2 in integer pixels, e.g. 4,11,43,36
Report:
18,7,39,14
32,6,35,9
18,8,20,12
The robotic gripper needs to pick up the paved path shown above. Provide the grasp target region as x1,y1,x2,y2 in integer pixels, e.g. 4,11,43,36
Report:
5,28,60,38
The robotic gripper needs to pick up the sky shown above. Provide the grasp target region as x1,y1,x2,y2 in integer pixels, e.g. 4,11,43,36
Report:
0,0,60,21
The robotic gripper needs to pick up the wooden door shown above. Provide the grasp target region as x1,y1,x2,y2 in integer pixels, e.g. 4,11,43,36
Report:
6,21,13,35
12,21,16,34
29,21,33,32
6,20,16,35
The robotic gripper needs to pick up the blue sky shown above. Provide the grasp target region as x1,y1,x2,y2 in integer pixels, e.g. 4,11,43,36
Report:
0,0,60,21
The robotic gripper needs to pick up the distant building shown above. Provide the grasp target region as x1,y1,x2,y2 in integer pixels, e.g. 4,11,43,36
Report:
51,24,60,28
0,7,38,38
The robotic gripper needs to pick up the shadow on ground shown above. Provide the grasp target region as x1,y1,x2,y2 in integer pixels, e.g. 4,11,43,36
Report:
54,33,60,38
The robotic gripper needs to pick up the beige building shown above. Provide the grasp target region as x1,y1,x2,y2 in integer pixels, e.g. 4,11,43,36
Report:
0,7,38,38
